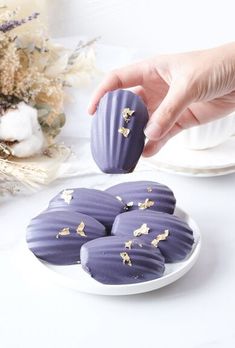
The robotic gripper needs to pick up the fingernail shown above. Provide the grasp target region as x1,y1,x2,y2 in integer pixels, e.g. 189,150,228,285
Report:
144,122,162,139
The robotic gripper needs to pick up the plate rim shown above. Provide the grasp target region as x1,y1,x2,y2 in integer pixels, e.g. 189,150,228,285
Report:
143,160,235,178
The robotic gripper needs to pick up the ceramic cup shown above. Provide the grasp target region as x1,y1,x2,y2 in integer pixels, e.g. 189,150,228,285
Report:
174,113,235,150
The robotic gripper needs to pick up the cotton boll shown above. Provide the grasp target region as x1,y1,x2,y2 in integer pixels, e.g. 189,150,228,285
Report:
0,102,46,158
0,103,36,141
11,131,45,158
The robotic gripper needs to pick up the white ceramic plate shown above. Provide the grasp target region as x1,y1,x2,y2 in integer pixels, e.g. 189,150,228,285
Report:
144,161,235,178
19,207,201,296
145,136,235,177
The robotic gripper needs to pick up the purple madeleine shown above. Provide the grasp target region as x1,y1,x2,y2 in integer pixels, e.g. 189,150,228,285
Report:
48,188,125,230
81,236,165,285
26,209,106,265
106,180,176,214
91,89,149,173
111,210,194,262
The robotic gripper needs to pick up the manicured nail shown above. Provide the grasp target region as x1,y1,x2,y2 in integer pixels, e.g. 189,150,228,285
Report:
144,122,162,139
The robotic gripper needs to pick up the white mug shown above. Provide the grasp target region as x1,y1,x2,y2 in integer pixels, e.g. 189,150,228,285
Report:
174,113,235,150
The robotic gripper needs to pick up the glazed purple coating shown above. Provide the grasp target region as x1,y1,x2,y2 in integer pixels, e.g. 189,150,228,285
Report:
81,236,165,284
106,180,176,214
91,89,149,173
48,188,125,230
26,209,106,265
111,210,194,262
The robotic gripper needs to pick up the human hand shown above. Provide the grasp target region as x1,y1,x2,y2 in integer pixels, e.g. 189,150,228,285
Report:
88,42,235,156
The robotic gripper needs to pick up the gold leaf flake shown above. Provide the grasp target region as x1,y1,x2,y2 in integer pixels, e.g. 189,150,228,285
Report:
76,221,87,237
61,189,74,204
56,227,70,239
120,252,132,266
138,198,154,210
147,186,153,192
124,201,134,211
118,127,130,138
124,240,133,250
151,229,169,247
133,223,150,237
126,201,134,208
116,196,129,210
122,108,135,123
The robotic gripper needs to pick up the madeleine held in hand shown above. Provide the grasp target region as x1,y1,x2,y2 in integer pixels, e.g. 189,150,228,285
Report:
88,42,235,156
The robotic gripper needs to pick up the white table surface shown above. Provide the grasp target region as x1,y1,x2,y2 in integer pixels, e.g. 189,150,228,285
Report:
1,40,235,348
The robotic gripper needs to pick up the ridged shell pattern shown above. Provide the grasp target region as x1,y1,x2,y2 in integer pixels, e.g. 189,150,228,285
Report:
48,188,125,230
26,209,106,265
111,210,194,262
106,180,176,214
91,89,149,173
80,236,165,284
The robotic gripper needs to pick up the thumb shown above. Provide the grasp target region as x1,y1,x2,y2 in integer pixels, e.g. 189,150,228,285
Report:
144,83,192,140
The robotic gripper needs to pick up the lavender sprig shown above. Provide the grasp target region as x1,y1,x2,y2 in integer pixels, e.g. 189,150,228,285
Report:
0,12,40,33
67,36,100,66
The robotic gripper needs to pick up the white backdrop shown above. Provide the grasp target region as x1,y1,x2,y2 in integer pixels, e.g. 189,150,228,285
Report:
47,0,235,54
1,3,235,348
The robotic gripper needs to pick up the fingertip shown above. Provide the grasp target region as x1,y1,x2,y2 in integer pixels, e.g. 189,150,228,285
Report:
88,103,96,115
129,86,147,105
144,122,162,140
88,63,143,116
142,140,158,157
88,89,105,115
142,150,152,158
142,137,167,157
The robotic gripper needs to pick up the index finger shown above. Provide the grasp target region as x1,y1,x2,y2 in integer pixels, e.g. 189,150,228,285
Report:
88,62,145,114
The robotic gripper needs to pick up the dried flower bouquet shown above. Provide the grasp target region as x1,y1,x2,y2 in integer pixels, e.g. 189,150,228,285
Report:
0,6,97,192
